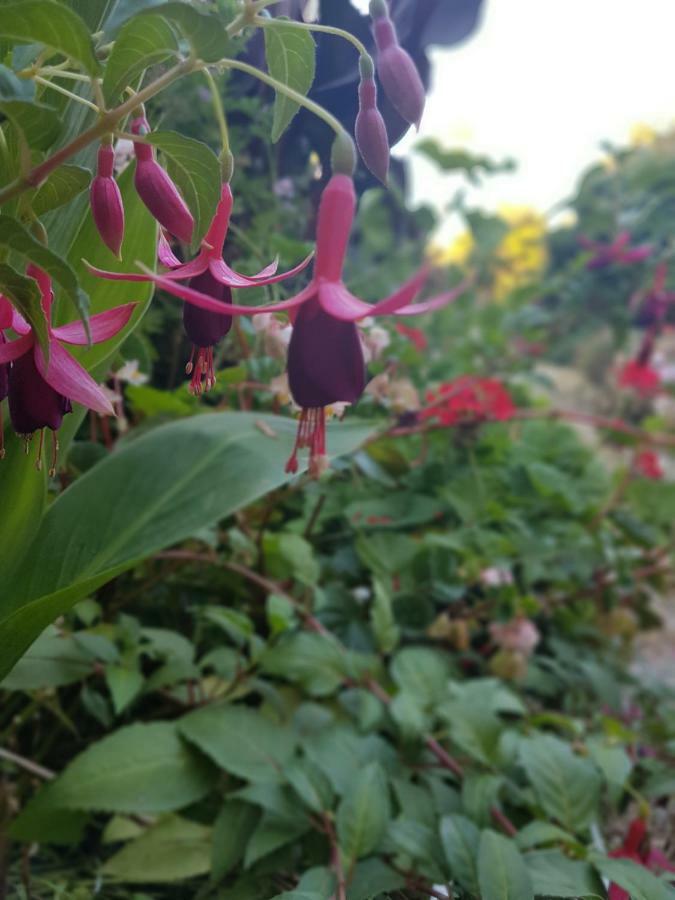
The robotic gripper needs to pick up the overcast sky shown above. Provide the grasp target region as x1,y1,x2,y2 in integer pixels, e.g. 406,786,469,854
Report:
356,0,675,242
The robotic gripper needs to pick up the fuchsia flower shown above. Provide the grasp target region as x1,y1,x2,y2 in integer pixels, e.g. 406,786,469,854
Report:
608,818,675,900
579,231,652,270
633,450,663,480
0,296,12,459
131,117,194,244
90,143,125,257
421,376,516,426
0,266,135,471
617,359,661,397
87,183,313,393
369,0,425,129
355,54,390,184
130,173,466,475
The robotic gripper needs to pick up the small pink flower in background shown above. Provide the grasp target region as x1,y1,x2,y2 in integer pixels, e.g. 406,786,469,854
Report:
253,314,293,360
360,323,390,363
421,376,515,426
395,321,427,352
480,567,514,588
579,231,652,270
608,818,675,900
617,359,661,396
0,266,135,471
633,450,663,480
490,617,540,656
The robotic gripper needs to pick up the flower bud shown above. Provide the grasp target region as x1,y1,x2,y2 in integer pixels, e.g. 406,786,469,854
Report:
90,143,125,257
355,55,390,184
371,3,425,129
131,117,194,244
331,130,357,178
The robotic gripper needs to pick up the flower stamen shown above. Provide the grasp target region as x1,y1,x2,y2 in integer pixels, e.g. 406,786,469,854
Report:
285,407,327,477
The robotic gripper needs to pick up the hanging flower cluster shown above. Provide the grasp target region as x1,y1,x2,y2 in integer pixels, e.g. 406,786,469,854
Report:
607,818,675,900
420,376,516,426
0,267,135,471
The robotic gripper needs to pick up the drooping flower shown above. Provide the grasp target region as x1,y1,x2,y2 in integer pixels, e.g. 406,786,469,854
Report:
131,116,194,244
0,266,136,471
616,359,661,397
608,818,675,900
137,173,467,475
0,296,12,459
87,182,313,393
355,54,390,184
421,376,515,426
90,142,125,257
579,231,652,270
633,449,663,480
369,0,425,129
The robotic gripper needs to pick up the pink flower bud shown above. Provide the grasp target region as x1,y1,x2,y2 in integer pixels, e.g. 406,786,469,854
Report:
90,144,125,258
355,56,390,184
371,5,425,129
131,117,194,244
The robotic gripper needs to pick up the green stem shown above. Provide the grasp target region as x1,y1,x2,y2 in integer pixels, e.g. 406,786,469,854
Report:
0,58,196,207
201,67,230,156
254,14,369,58
33,67,92,82
33,75,100,113
217,58,344,137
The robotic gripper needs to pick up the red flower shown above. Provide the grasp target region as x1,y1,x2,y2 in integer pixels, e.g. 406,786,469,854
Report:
395,322,427,351
420,376,515,426
579,231,652,270
633,450,663,480
617,360,661,396
608,818,675,900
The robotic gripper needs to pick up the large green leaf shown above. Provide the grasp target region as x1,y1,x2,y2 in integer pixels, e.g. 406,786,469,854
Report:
590,855,670,900
519,735,602,833
0,214,90,333
102,815,212,882
102,12,180,103
0,1,101,76
0,414,374,680
526,850,604,898
263,22,316,142
179,704,296,783
477,830,534,900
44,722,216,813
439,814,480,894
140,2,230,62
145,131,221,248
31,165,91,217
336,762,390,866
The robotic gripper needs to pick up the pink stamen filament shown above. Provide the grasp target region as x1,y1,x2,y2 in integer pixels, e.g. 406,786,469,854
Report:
49,432,59,477
285,407,327,477
188,346,216,395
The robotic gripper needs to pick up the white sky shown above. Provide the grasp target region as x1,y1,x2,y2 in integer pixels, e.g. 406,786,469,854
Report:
355,0,675,244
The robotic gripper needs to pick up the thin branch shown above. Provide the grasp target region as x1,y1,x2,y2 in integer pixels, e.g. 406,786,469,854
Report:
0,748,54,781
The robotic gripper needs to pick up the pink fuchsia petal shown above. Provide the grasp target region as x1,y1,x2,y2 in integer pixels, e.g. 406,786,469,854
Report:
158,231,182,268
143,267,317,316
0,332,34,363
366,265,430,316
209,253,313,288
11,309,31,335
318,282,372,321
158,253,209,281
201,182,233,256
394,279,470,316
620,246,652,263
35,340,114,415
83,259,153,283
645,848,675,873
52,303,137,345
0,296,13,330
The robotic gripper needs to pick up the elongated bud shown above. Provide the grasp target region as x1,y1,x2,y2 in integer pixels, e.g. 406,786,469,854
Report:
131,117,194,244
331,130,357,177
370,1,425,129
90,143,125,257
355,54,389,184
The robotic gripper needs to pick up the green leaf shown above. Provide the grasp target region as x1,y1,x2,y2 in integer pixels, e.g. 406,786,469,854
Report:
519,735,602,832
348,858,405,900
211,800,260,881
390,647,450,706
102,12,179,103
0,1,101,76
0,261,49,357
526,850,604,898
144,131,221,248
336,762,390,866
370,578,400,653
9,782,88,845
263,22,316,142
179,703,296,783
30,165,91,217
260,631,347,697
1,630,92,690
0,414,374,681
244,813,309,868
590,855,671,900
0,94,61,149
140,2,230,62
515,821,577,850
105,665,144,714
477,830,534,900
102,815,212,883
0,215,89,336
439,814,480,894
586,737,632,802
46,722,216,813
285,759,334,814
